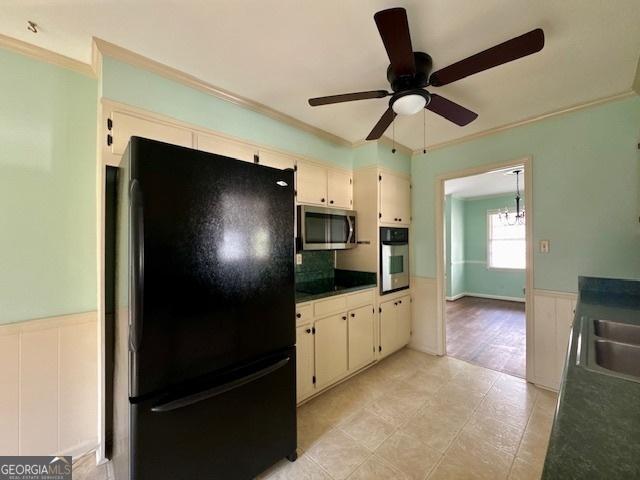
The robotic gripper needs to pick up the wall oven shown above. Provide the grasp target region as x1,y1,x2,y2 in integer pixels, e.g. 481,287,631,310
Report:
380,227,409,294
297,205,356,251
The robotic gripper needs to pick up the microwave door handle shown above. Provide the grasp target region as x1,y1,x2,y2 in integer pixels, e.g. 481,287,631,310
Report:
347,216,354,243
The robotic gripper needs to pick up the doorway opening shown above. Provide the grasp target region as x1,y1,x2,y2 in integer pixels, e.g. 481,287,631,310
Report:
437,159,533,379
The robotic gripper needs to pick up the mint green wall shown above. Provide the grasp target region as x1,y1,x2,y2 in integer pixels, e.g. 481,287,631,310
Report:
102,57,354,168
463,195,525,299
413,96,640,294
352,142,411,174
445,195,465,297
0,48,98,324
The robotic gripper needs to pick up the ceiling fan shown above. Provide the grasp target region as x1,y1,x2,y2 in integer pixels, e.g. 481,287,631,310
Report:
308,8,545,141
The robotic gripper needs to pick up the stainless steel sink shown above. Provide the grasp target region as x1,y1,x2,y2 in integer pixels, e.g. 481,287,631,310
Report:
594,339,640,378
577,317,640,383
594,319,640,345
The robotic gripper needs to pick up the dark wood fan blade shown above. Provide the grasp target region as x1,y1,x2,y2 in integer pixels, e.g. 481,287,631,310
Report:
374,8,416,77
308,90,389,106
426,94,478,126
366,107,396,140
429,28,544,87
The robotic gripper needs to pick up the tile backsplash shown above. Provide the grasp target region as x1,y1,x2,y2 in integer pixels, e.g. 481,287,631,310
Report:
295,251,334,283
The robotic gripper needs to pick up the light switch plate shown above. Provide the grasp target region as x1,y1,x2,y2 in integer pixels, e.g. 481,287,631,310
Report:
296,253,303,265
540,240,550,253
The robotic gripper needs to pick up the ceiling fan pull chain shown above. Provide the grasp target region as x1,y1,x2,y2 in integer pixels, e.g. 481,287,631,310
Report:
392,121,396,154
423,108,427,154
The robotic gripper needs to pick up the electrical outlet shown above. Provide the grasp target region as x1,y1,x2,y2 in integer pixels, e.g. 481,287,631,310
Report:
540,240,550,253
296,253,303,265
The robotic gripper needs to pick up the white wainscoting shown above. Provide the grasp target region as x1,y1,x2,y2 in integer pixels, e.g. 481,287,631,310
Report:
0,311,98,457
532,290,577,391
410,276,440,355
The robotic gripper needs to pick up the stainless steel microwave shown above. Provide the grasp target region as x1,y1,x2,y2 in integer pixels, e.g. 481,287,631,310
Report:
297,205,357,251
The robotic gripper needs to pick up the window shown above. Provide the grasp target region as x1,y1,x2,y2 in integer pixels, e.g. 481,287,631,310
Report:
487,211,525,269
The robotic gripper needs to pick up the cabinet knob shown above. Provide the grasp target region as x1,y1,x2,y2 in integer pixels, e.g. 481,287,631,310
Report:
342,316,347,320
305,328,311,334
398,218,402,222
296,313,301,318
329,200,334,204
350,313,355,317
321,198,325,203
398,300,402,304
394,218,398,221
394,302,398,306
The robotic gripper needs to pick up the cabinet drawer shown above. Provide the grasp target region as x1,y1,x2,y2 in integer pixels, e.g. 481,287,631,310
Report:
296,304,313,326
346,289,374,309
314,296,348,318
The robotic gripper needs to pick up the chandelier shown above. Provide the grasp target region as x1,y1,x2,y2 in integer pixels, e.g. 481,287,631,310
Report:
499,169,525,226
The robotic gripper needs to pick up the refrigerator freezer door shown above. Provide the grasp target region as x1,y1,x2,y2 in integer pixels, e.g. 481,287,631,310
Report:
127,138,295,398
131,348,296,480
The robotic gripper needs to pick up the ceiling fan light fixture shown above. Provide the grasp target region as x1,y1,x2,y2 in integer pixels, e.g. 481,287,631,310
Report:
392,93,426,115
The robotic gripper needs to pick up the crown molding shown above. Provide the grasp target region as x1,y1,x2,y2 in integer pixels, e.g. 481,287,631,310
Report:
93,37,357,147
413,90,637,155
0,33,95,78
350,136,414,156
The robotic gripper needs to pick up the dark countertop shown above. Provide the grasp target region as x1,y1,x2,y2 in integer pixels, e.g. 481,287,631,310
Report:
296,270,377,304
542,277,640,479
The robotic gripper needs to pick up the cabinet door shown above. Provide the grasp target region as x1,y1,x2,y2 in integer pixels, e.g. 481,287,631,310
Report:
314,313,348,388
396,176,411,225
396,295,411,347
379,172,399,224
348,305,375,371
296,325,315,402
258,149,296,170
111,111,193,156
379,299,398,358
195,133,256,163
327,169,352,209
297,160,328,206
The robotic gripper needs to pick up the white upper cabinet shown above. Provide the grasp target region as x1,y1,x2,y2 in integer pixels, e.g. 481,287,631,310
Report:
257,149,296,170
328,169,353,209
296,160,329,206
110,111,193,156
379,171,411,225
296,160,352,208
195,133,256,163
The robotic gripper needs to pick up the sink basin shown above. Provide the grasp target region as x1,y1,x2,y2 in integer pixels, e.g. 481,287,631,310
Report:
594,339,640,378
594,319,640,345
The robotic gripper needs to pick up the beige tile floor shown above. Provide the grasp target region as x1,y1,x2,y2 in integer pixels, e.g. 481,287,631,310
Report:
75,348,557,480
261,348,557,480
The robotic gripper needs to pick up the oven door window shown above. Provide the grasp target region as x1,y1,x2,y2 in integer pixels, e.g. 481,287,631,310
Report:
305,212,329,243
389,255,405,275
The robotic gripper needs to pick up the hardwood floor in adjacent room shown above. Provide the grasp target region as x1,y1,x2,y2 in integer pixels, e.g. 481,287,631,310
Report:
446,296,526,378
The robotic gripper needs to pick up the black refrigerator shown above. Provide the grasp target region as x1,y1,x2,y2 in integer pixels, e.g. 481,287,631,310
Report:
107,137,297,480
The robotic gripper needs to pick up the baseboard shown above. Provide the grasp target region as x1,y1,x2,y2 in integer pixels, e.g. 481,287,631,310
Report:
407,342,441,356
447,292,525,303
445,293,465,301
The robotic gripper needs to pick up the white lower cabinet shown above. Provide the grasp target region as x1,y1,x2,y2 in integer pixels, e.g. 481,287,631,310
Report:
295,289,376,403
296,324,315,402
379,294,411,357
348,305,375,371
314,313,348,389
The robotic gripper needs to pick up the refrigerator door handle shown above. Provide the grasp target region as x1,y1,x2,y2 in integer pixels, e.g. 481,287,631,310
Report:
150,357,290,413
129,179,145,353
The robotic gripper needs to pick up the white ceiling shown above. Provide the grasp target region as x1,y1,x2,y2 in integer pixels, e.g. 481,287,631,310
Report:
2,1,640,150
445,167,524,198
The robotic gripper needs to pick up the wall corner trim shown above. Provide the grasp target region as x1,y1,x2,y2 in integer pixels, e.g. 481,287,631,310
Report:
632,55,640,96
